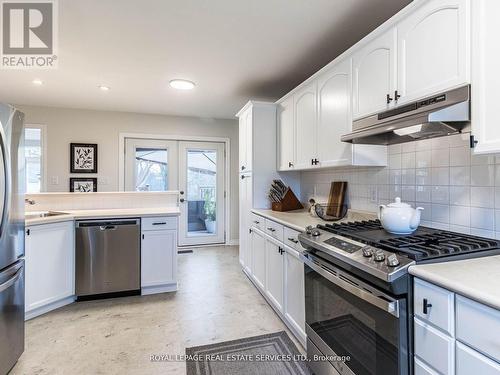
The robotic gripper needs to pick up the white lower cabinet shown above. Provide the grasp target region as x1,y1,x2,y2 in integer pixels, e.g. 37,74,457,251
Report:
250,228,266,291
245,214,306,346
414,277,500,375
265,236,284,313
141,216,178,295
284,245,306,342
25,221,75,320
456,341,500,375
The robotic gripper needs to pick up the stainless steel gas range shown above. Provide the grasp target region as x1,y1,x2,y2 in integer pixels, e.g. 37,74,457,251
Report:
298,220,500,375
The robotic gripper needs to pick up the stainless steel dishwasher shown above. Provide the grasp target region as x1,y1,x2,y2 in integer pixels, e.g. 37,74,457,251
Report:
75,218,140,299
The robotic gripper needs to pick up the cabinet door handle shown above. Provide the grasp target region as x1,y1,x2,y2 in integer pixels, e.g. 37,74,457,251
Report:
142,234,145,240
241,175,246,180
278,247,284,255
394,90,401,101
423,298,432,314
288,161,293,168
267,227,276,232
241,165,246,171
288,237,298,244
26,229,30,236
152,222,166,226
253,220,260,224
386,94,393,104
180,198,185,202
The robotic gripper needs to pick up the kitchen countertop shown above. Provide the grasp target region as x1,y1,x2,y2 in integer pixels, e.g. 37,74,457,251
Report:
25,207,181,226
409,256,500,310
251,208,377,232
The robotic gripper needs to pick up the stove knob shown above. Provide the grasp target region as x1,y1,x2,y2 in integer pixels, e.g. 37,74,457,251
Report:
311,229,321,237
362,247,373,257
305,225,314,235
374,251,386,262
386,254,400,267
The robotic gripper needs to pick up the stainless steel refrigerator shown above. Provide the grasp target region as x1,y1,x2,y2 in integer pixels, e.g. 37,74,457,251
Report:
0,104,25,374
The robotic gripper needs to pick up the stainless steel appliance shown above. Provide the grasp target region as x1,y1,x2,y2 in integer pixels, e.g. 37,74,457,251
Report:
299,220,500,375
342,85,470,145
0,104,25,374
75,219,140,299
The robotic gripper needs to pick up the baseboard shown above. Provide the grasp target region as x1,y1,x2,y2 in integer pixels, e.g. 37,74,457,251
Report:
141,283,178,296
25,296,75,321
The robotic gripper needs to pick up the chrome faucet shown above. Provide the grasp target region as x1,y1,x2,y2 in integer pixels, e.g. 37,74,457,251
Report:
25,198,35,205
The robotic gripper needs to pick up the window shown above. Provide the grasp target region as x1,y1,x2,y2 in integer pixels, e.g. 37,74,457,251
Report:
134,148,168,191
25,125,45,193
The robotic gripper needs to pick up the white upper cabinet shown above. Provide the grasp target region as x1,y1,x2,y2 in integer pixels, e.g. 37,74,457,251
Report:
397,0,470,105
470,0,500,154
238,108,253,173
294,82,318,170
316,58,353,167
352,27,397,120
277,96,295,171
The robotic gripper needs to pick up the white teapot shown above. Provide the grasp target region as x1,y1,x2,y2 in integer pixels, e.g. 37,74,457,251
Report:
378,197,424,235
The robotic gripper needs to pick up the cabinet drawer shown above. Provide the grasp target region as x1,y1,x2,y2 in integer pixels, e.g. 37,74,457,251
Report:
250,213,264,231
457,341,500,375
414,277,454,335
456,295,500,362
414,318,454,375
414,357,440,375
142,216,177,231
284,227,301,250
264,219,284,242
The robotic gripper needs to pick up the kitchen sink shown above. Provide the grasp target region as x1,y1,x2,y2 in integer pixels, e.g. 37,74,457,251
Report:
25,211,69,219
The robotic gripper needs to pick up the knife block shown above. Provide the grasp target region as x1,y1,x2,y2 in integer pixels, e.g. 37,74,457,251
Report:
271,188,304,212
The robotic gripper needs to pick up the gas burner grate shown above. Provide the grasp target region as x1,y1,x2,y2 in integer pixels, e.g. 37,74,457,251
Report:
317,220,500,261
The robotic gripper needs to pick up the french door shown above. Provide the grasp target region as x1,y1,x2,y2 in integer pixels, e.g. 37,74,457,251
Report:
124,138,225,246
178,141,225,246
124,138,178,192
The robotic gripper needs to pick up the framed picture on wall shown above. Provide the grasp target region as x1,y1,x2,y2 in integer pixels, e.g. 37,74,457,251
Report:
70,143,98,173
70,178,98,193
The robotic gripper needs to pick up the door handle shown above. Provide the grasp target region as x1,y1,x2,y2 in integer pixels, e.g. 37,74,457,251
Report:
423,298,432,314
0,268,22,293
99,225,117,231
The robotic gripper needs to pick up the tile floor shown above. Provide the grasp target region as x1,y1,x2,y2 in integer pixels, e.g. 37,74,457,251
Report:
12,246,293,374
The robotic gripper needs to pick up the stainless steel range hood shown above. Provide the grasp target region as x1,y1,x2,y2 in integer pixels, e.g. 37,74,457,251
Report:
342,85,470,145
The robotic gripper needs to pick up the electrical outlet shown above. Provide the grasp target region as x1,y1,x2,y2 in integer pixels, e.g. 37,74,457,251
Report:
50,176,59,185
369,186,378,203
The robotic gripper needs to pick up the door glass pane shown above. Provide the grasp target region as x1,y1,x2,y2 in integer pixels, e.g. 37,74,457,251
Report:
135,148,168,191
186,149,217,236
25,128,42,193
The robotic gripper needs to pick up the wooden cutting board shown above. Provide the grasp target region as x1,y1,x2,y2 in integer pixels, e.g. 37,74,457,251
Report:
326,181,348,218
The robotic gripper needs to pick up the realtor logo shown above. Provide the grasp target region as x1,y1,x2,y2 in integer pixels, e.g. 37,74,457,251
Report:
1,0,58,69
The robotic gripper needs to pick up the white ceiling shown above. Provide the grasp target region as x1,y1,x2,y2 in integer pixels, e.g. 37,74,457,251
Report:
0,0,411,119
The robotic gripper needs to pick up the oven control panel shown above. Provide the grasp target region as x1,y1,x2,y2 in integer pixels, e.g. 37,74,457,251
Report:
323,236,362,254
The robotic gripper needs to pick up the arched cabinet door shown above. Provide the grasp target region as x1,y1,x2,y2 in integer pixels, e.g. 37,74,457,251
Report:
316,58,353,167
397,0,470,104
352,28,397,120
294,82,317,170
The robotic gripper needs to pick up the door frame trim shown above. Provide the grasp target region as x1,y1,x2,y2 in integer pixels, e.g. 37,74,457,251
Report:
118,132,231,245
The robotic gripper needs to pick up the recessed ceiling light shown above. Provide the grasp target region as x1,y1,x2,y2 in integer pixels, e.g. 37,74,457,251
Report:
32,79,43,85
169,79,195,90
98,85,110,91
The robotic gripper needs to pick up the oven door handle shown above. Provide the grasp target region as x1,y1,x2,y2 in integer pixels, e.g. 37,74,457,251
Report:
301,254,400,318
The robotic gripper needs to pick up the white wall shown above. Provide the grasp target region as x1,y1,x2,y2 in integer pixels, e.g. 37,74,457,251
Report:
301,133,500,240
18,105,239,242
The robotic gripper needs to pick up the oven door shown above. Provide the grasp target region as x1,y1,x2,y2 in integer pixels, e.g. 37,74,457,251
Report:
301,252,408,375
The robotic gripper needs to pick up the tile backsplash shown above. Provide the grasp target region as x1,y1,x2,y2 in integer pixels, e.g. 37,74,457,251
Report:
300,133,500,239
